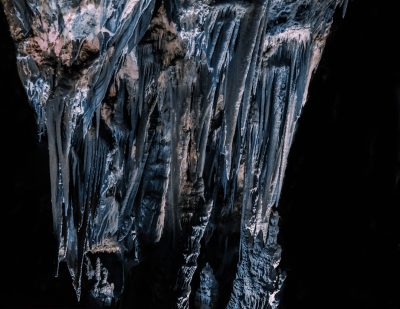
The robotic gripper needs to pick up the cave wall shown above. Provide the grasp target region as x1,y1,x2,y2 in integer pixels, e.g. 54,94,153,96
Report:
1,0,399,308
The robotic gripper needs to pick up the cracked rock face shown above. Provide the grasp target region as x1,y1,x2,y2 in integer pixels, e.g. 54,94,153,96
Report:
2,0,343,307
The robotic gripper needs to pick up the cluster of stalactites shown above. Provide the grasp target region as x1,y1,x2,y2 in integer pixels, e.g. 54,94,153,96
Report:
2,0,343,306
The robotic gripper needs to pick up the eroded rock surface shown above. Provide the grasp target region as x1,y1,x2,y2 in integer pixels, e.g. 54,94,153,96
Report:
2,0,343,307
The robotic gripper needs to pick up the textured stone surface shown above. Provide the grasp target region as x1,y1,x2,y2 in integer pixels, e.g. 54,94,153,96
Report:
2,0,343,307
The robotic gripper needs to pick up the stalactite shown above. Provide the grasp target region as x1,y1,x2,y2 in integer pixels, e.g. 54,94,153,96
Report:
2,0,343,307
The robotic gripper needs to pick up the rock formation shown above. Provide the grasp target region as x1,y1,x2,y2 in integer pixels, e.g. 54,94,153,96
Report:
1,0,345,307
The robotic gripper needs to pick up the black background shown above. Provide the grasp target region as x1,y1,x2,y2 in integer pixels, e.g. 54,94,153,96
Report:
279,1,400,308
0,0,399,308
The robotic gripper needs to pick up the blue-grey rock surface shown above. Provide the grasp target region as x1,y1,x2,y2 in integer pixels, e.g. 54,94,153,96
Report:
2,0,344,307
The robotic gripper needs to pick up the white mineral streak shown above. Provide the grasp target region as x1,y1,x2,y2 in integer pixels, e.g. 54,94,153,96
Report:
2,0,344,306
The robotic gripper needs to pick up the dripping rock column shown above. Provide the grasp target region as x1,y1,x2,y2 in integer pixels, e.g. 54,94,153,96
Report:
2,0,342,307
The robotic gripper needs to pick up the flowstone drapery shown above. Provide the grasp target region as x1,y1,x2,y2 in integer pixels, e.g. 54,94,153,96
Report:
2,0,344,307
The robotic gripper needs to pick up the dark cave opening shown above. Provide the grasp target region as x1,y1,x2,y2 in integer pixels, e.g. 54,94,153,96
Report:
279,1,400,308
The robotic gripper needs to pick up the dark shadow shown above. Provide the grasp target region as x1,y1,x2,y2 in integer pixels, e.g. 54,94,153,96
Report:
0,5,84,308
279,1,400,309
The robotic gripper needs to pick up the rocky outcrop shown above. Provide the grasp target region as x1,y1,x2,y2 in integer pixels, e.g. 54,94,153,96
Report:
2,0,344,307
